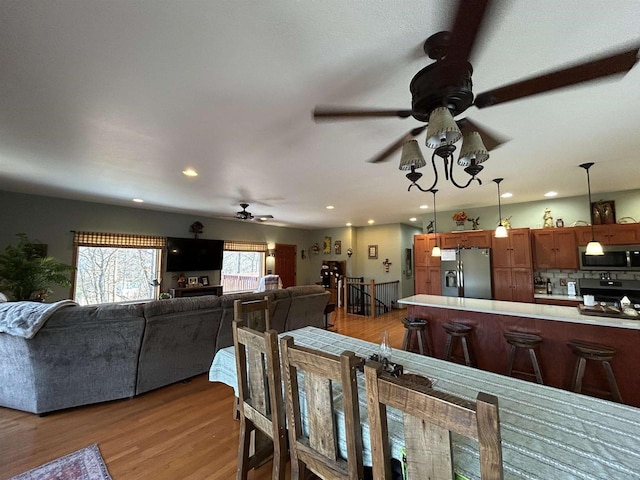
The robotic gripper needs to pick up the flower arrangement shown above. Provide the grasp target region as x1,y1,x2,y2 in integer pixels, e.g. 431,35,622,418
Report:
452,211,468,222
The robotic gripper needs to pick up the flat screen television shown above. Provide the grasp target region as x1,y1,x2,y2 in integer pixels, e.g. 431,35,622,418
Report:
165,237,224,272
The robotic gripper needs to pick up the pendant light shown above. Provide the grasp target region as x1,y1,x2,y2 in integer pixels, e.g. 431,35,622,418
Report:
431,189,441,257
579,162,604,255
492,178,508,238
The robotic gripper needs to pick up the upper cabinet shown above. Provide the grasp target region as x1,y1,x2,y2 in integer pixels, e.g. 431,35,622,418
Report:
574,223,640,246
440,230,492,249
491,228,532,269
414,234,440,267
532,229,578,269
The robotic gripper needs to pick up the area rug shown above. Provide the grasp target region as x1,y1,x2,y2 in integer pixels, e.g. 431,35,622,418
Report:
10,444,112,480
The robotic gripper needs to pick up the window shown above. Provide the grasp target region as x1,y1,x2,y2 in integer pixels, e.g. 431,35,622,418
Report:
73,232,165,305
221,241,267,293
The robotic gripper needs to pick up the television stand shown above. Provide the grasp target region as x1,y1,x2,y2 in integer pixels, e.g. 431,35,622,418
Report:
170,285,223,298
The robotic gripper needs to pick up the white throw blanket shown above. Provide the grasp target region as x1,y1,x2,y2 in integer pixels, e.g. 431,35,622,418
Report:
0,300,78,339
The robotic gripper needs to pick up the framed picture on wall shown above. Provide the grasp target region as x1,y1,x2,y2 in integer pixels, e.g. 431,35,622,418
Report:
334,240,341,255
323,236,332,254
368,245,378,259
591,200,616,225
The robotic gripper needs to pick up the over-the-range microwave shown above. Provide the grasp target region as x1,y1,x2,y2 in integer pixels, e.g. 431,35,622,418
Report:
579,244,640,270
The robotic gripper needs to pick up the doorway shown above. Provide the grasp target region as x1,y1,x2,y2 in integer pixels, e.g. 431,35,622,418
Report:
274,243,296,287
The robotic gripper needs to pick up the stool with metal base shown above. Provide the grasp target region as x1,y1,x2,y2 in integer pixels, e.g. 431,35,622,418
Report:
323,302,336,330
568,339,623,403
401,318,431,355
442,323,476,367
504,332,544,384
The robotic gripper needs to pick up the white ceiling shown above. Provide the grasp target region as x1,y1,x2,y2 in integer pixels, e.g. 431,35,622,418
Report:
1,0,639,229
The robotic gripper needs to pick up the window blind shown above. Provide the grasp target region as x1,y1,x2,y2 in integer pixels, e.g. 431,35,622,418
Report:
223,240,267,252
73,231,166,249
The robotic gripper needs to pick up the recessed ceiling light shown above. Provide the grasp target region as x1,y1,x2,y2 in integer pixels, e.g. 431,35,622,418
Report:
132,198,144,203
346,222,352,227
419,205,429,209
501,192,513,198
409,217,417,222
182,168,198,177
367,219,375,225
544,191,558,197
326,205,334,210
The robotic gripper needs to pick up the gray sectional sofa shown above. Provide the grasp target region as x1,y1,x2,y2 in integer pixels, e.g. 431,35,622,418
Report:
0,285,329,414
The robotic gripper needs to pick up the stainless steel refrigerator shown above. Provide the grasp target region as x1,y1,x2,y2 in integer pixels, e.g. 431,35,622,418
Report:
440,247,492,299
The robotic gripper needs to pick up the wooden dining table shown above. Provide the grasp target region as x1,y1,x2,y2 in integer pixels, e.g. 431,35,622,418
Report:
209,326,640,480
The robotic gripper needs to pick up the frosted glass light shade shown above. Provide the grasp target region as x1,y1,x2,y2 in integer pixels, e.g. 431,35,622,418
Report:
431,245,441,257
585,240,604,256
458,131,489,166
399,140,427,171
494,225,508,238
426,107,461,148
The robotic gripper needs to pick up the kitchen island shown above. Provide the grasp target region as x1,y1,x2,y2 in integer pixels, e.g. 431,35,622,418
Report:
399,295,640,407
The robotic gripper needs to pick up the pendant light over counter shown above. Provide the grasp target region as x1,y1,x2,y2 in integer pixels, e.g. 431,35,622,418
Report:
431,189,441,257
579,162,604,256
492,178,508,238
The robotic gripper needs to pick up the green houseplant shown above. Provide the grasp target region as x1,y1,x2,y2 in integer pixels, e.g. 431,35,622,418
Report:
0,233,75,301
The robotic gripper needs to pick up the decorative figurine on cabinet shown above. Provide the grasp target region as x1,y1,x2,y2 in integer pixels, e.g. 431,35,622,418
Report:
543,208,554,228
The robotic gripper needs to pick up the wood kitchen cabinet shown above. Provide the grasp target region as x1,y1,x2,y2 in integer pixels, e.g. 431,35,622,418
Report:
493,267,534,303
491,228,532,268
414,265,442,295
532,228,578,269
440,230,492,249
414,234,441,294
574,223,640,245
414,234,440,266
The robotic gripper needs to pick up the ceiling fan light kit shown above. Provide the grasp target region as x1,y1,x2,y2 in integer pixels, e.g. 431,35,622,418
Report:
458,131,489,166
399,140,427,171
425,107,462,148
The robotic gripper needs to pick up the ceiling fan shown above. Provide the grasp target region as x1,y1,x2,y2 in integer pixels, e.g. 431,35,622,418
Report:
313,0,639,192
233,203,274,222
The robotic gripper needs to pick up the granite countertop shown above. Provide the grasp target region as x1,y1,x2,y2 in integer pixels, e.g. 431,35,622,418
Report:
398,294,640,330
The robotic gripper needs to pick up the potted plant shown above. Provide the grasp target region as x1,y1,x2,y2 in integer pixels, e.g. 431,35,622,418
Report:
0,233,75,301
452,211,468,230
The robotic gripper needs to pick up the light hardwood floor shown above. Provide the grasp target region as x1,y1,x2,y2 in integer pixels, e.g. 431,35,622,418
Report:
0,307,408,479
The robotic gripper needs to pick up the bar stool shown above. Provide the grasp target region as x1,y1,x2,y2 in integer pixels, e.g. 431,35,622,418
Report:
503,332,544,384
323,302,336,330
568,339,623,403
442,323,476,367
401,318,431,355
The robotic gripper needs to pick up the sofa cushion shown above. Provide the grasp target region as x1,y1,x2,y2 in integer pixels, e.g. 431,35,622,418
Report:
285,286,329,331
136,296,223,395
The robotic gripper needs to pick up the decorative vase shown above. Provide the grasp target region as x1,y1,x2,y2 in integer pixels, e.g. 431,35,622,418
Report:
455,221,465,231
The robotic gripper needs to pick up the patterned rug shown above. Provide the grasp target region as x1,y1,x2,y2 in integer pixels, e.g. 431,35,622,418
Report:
10,444,112,480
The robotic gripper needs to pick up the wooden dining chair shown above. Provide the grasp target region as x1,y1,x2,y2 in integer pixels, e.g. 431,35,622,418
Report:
364,361,503,480
233,317,287,480
280,335,364,480
232,297,272,420
234,296,272,332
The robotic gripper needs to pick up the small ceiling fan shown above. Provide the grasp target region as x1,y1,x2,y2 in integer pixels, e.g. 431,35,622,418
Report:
313,0,639,192
233,203,274,221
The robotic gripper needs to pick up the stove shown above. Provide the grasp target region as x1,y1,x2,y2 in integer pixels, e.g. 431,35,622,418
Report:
579,278,640,307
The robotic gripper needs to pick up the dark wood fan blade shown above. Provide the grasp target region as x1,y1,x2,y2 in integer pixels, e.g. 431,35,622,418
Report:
367,126,427,164
446,0,491,65
456,118,508,151
475,44,640,108
313,107,413,121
